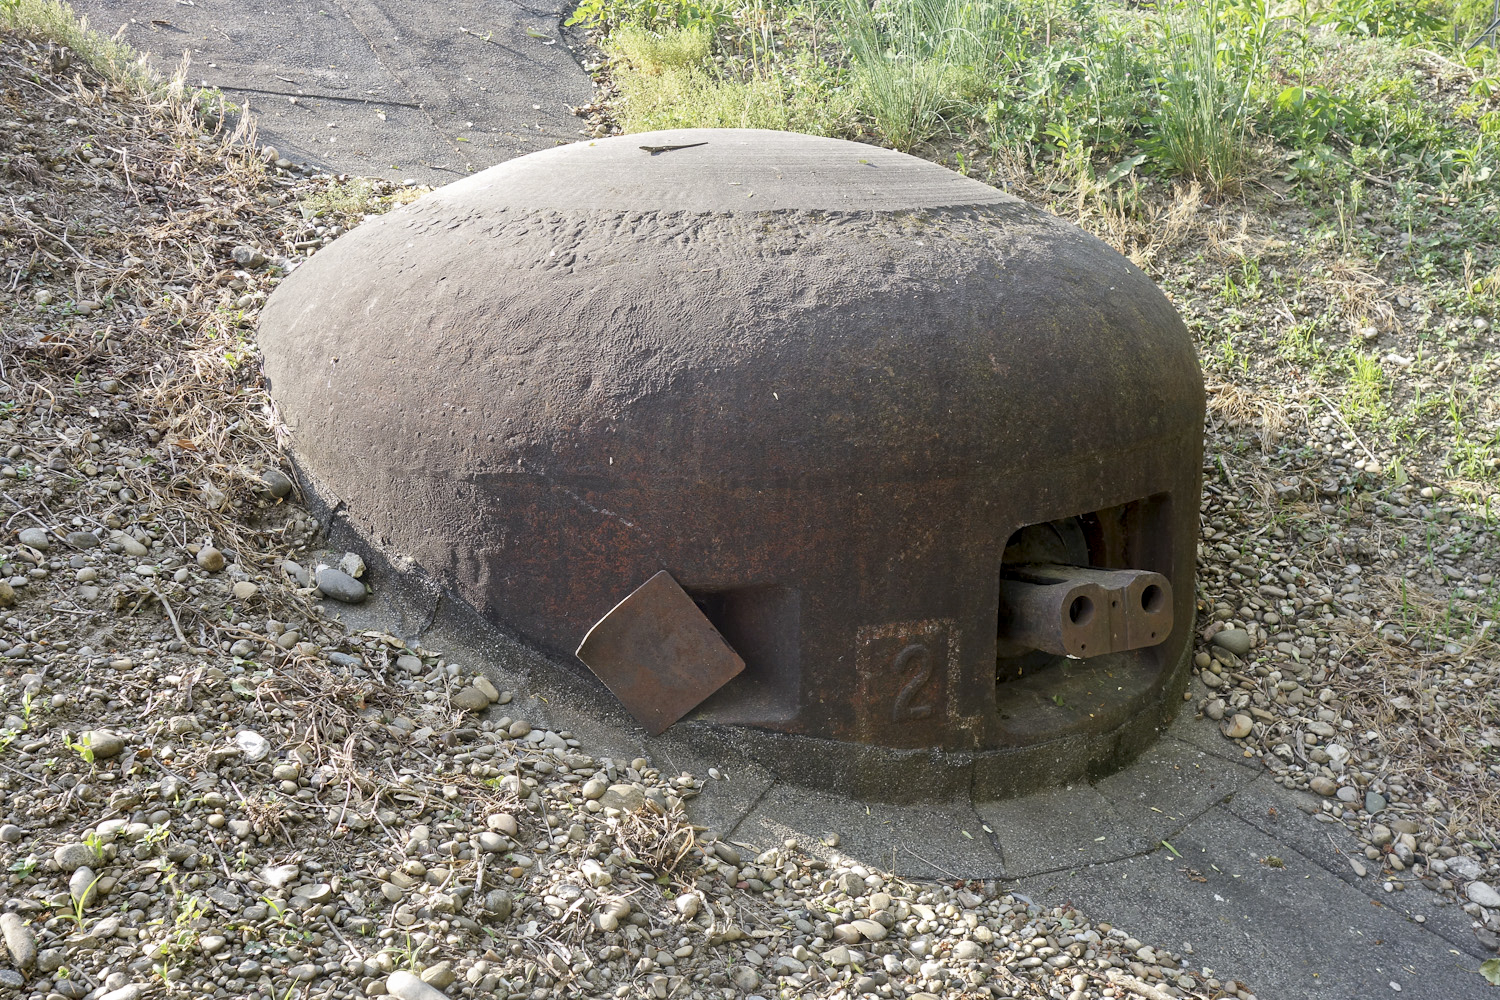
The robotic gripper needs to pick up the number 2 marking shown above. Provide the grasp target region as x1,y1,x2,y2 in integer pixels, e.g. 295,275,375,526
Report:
891,643,934,722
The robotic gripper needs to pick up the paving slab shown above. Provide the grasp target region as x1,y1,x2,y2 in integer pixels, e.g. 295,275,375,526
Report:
1014,805,1486,1000
73,0,594,182
1092,734,1261,843
728,781,1003,880
975,783,1146,878
1221,774,1484,956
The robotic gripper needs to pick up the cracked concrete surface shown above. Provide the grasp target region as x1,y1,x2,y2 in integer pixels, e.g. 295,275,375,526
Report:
72,0,594,183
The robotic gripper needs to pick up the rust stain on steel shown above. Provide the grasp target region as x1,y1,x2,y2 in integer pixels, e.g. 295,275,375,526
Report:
998,565,1173,658
258,129,1204,762
576,570,745,735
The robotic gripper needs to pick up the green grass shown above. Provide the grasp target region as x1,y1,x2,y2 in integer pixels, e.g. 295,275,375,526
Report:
612,23,712,73
1144,0,1267,190
0,0,157,91
586,0,1498,196
609,24,852,133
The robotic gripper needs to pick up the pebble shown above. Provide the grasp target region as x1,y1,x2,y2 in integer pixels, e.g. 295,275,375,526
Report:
386,970,451,1000
232,245,267,268
0,912,37,969
65,530,99,548
232,581,259,600
1309,776,1337,796
54,841,97,871
197,545,226,571
1222,714,1253,739
84,729,126,758
0,580,12,607
235,729,272,762
1467,881,1500,909
315,566,366,603
17,526,50,549
96,986,144,1000
1211,628,1252,656
0,824,21,843
261,467,293,497
451,686,490,711
293,882,333,904
600,783,646,812
421,962,456,988
953,940,985,961
1365,791,1387,815
339,551,366,578
69,865,99,906
731,967,761,990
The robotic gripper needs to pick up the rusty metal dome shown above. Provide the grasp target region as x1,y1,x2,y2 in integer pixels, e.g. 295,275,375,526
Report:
258,129,1204,800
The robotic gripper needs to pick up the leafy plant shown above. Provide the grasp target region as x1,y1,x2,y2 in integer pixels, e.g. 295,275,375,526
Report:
1324,0,1444,42
65,734,96,767
58,871,104,930
567,0,727,31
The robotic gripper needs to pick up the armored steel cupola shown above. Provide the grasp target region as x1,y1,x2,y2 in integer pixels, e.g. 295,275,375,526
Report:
258,129,1204,799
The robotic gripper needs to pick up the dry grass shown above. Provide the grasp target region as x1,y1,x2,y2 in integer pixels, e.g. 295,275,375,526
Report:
0,0,158,92
1205,377,1306,453
1323,575,1500,842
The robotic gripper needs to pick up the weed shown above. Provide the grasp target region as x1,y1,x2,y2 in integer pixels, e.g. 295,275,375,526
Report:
1144,0,1268,191
64,733,95,767
1344,350,1387,425
611,23,710,73
567,0,726,32
836,0,970,151
57,871,104,930
0,0,155,90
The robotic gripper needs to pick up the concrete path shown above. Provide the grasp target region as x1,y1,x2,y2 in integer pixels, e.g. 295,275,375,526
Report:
322,574,1492,1000
73,0,595,183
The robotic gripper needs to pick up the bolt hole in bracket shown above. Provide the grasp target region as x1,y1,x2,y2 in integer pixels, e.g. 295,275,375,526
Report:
997,564,1173,657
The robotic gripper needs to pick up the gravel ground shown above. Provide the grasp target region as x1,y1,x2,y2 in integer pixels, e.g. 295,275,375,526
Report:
1190,400,1500,949
0,26,1259,1000
4,10,1499,998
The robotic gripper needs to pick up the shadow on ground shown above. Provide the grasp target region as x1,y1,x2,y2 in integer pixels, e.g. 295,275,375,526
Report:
318,566,1489,1000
